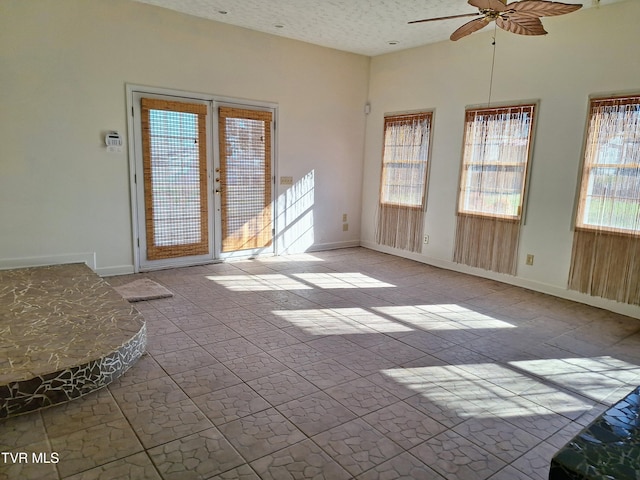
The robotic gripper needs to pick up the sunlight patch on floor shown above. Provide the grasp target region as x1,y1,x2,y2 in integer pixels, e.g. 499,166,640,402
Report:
372,305,516,330
272,308,386,335
382,363,596,418
206,274,312,291
273,308,411,335
292,272,396,289
326,307,414,333
508,356,639,403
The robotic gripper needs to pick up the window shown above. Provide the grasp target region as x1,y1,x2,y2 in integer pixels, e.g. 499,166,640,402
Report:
376,112,432,252
458,104,536,220
575,96,640,234
453,104,536,275
380,113,432,208
568,95,640,305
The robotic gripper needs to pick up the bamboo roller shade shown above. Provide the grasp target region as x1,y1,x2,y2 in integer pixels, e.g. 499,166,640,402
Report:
218,107,273,252
141,98,209,260
464,104,536,121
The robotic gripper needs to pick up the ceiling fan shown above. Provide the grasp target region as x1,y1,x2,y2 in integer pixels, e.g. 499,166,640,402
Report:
409,0,583,41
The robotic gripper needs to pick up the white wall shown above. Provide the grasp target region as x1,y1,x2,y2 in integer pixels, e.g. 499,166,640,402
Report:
0,0,369,274
362,0,640,318
2,0,639,317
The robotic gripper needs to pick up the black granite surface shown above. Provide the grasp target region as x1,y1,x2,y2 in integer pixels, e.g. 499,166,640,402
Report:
549,386,640,480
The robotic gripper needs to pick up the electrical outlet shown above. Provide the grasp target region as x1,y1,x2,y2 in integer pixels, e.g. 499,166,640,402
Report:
342,213,347,222
526,254,534,266
343,223,349,231
423,235,429,244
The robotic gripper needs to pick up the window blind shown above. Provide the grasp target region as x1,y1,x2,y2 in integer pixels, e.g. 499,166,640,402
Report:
218,107,273,252
141,98,209,260
458,105,535,220
376,112,432,252
575,96,640,234
569,95,640,305
454,104,536,275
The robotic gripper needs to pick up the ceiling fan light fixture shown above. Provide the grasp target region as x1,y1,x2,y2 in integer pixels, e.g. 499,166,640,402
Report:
410,0,582,41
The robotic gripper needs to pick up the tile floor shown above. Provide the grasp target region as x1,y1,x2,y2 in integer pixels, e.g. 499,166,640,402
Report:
2,247,640,479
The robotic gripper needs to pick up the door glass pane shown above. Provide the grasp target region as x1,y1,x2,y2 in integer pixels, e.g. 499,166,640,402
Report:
148,109,202,246
141,98,209,260
225,118,267,245
219,108,273,252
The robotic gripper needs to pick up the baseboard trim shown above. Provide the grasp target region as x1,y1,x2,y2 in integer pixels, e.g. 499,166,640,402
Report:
305,240,361,253
0,253,97,271
97,265,135,277
360,241,640,320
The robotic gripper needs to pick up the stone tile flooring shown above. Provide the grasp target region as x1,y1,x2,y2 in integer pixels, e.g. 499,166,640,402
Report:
2,247,640,479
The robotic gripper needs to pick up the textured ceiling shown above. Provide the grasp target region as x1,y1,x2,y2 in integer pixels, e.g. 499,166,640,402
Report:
133,0,624,56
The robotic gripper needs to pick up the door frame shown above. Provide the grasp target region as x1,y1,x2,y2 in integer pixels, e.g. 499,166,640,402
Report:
126,84,278,272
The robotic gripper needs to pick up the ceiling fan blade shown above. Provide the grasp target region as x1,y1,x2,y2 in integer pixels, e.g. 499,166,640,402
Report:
496,15,548,35
451,17,492,41
509,1,583,17
468,0,507,11
408,12,481,24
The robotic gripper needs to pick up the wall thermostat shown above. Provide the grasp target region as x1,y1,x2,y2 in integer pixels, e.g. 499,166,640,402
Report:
105,131,123,153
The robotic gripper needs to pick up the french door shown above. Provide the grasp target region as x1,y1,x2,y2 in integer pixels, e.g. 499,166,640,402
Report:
130,89,274,271
218,106,274,253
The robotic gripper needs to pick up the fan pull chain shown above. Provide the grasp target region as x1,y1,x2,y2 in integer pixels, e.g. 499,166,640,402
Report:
487,24,497,107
